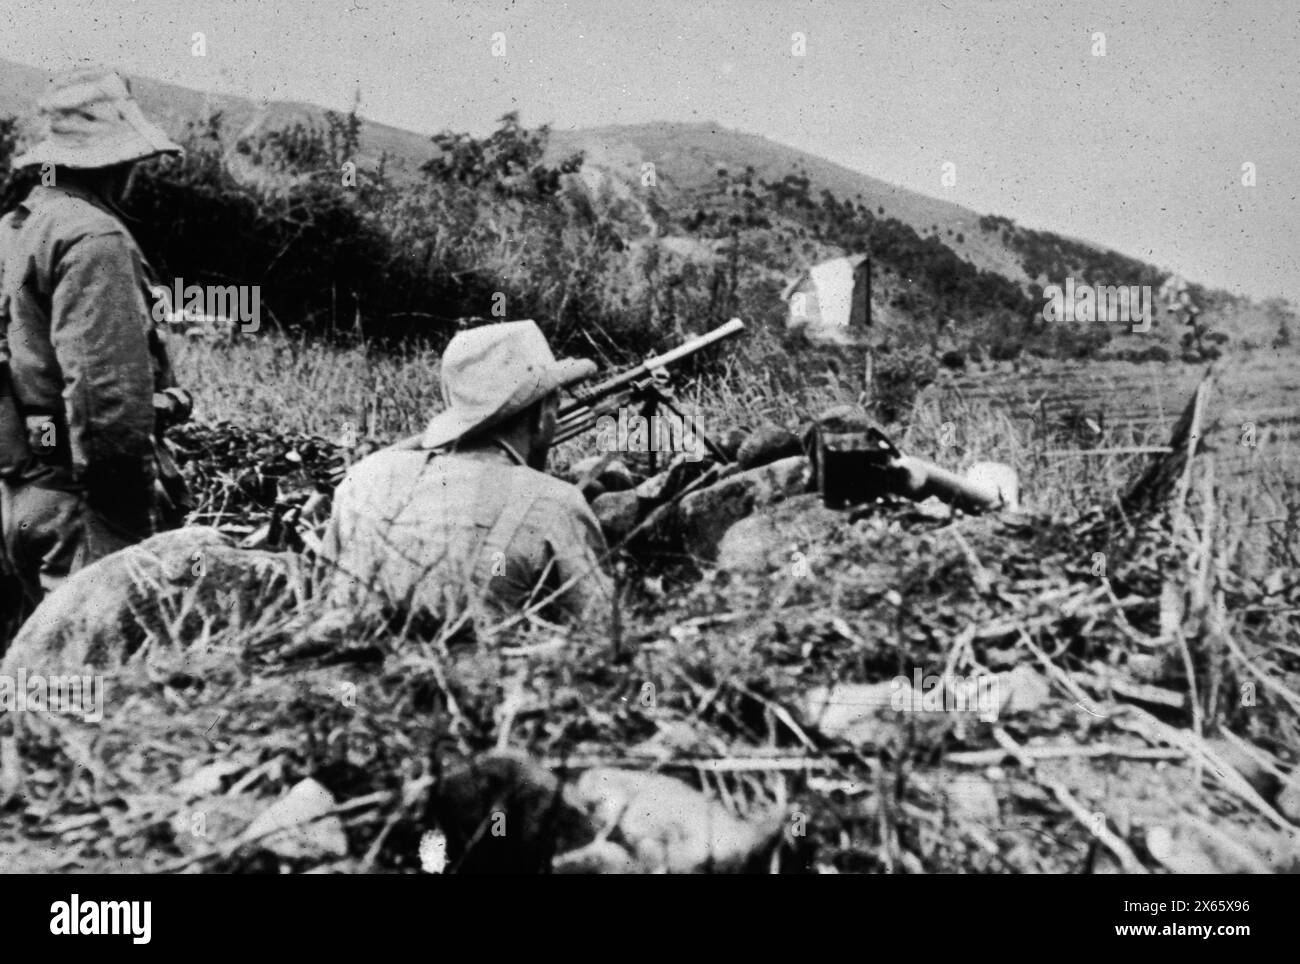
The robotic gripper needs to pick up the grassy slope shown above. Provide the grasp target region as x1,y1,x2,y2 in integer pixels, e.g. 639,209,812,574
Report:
4,329,1297,873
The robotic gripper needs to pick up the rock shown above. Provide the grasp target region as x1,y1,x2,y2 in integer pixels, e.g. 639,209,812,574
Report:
634,456,709,502
553,839,642,874
571,455,638,501
912,497,952,521
944,775,1000,823
242,777,349,861
677,456,811,560
592,490,642,544
559,768,784,873
167,795,264,857
716,494,842,574
801,681,908,748
1145,816,1272,874
595,459,637,493
994,665,1051,716
570,454,604,478
427,751,594,874
629,719,718,762
172,758,255,801
1,527,301,675
737,425,803,470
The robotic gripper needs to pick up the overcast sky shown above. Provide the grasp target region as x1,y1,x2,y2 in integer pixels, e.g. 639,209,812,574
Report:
1,0,1295,300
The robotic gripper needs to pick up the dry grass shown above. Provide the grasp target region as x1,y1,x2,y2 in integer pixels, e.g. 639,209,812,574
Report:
1,331,1295,873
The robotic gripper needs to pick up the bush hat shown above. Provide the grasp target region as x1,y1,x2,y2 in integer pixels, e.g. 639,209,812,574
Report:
13,66,182,170
422,320,595,449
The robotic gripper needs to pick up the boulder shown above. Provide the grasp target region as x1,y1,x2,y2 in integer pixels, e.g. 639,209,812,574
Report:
994,665,1051,716
737,425,803,470
801,681,908,748
557,767,784,873
241,778,349,861
677,456,811,560
716,494,842,574
1144,816,1277,874
714,427,748,463
634,456,710,502
592,490,642,544
1,527,300,675
570,455,638,502
595,459,637,493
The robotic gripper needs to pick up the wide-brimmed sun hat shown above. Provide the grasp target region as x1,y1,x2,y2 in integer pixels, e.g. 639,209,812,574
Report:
12,66,182,170
421,320,595,450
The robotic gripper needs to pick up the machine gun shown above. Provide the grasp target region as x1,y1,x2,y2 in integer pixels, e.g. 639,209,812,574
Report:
553,318,746,469
810,405,1018,514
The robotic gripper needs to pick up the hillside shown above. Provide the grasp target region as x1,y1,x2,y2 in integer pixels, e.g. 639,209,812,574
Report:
548,121,1029,285
0,57,1159,299
2,56,1289,360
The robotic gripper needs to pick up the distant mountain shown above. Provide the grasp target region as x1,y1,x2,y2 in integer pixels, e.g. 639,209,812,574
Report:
0,57,430,176
547,122,1029,284
0,56,1047,284
5,56,1274,350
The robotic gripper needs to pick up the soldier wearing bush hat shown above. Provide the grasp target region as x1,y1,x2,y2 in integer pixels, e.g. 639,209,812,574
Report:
322,320,614,631
0,66,192,613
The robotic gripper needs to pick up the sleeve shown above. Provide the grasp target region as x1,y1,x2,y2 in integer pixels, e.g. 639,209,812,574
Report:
50,232,156,491
545,489,616,627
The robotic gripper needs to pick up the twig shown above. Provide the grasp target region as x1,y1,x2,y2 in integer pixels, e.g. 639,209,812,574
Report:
540,753,838,773
1041,446,1173,457
947,744,1185,766
1115,704,1294,833
1045,780,1147,874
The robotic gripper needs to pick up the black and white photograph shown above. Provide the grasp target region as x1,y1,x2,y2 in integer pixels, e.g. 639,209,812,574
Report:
0,0,1293,926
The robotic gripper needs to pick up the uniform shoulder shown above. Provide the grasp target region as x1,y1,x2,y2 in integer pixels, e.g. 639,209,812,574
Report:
25,187,131,244
341,447,426,486
514,464,590,511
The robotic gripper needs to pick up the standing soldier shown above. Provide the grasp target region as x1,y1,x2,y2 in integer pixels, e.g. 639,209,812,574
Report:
0,66,192,615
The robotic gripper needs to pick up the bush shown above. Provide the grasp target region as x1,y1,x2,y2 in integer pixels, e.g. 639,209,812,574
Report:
871,346,938,423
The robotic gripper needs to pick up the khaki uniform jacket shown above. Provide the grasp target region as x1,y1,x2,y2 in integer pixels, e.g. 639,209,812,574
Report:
322,441,615,630
0,183,170,488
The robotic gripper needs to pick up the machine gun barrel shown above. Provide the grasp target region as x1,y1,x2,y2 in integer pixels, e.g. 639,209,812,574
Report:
554,317,745,444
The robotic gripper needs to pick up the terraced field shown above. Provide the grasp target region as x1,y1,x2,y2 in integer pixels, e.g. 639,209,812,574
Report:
933,351,1299,489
